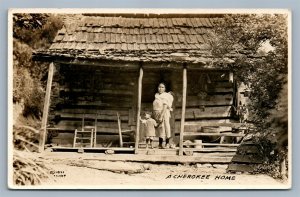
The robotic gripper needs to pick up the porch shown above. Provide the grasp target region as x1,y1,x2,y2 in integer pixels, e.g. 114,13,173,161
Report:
39,61,249,162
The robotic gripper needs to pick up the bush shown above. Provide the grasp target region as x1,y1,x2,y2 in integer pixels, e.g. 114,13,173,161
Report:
250,131,288,179
12,39,42,118
12,14,63,185
13,14,63,50
13,125,51,186
13,150,50,185
13,14,63,118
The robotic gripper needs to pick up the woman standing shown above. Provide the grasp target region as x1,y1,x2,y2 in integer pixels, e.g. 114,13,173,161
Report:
152,83,174,149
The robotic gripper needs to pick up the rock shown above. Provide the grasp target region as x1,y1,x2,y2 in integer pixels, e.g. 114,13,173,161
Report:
143,164,151,170
196,163,203,168
196,163,212,168
212,164,228,169
78,148,84,153
202,164,213,168
44,148,53,152
105,149,114,154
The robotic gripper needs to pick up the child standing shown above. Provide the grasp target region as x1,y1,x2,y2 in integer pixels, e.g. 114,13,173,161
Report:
140,112,157,149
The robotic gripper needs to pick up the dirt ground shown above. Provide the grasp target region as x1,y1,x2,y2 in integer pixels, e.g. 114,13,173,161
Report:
38,153,288,189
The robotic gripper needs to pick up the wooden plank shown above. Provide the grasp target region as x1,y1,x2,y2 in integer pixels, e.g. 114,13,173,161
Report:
176,119,234,129
183,132,245,137
229,72,234,83
58,109,129,116
39,62,55,152
117,112,123,147
56,120,130,129
60,88,134,96
177,95,233,107
184,147,237,152
174,106,232,120
128,108,135,125
177,124,233,133
47,126,132,135
193,152,236,157
57,102,132,108
44,152,233,163
51,147,134,151
179,66,187,156
55,113,129,122
135,66,143,153
137,149,178,156
59,97,133,105
183,142,240,147
184,121,251,128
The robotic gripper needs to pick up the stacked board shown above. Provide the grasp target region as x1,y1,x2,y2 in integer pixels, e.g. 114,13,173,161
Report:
47,64,239,149
47,64,138,147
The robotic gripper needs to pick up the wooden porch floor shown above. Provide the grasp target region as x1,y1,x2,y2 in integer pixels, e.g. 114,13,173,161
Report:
47,146,235,163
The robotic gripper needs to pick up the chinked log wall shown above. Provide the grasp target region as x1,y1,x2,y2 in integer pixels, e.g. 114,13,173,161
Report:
140,69,235,143
47,63,235,147
48,64,138,147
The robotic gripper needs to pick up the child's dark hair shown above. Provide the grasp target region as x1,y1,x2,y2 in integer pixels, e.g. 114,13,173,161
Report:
144,111,152,116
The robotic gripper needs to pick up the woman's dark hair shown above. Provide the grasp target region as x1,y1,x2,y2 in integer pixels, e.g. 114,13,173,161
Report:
157,82,167,90
158,82,166,87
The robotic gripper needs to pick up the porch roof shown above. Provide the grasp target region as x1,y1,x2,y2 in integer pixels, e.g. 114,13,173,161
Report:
33,14,244,64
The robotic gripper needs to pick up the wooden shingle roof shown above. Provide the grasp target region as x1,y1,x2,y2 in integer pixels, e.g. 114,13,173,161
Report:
35,15,236,64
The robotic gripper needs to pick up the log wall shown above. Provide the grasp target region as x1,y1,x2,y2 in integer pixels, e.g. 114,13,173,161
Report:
140,69,236,145
47,64,237,148
47,64,138,147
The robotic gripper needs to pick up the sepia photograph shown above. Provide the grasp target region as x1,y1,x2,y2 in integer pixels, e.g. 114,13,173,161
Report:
8,9,291,189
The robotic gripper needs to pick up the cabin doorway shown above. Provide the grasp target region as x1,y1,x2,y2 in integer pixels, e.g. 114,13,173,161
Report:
140,69,180,147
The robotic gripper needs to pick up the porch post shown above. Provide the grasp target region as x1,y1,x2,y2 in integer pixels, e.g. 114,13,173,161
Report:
134,63,143,154
39,62,55,152
179,64,187,156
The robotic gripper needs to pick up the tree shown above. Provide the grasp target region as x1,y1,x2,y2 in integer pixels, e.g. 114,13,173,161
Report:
210,14,288,126
12,13,64,186
210,14,289,177
13,14,63,118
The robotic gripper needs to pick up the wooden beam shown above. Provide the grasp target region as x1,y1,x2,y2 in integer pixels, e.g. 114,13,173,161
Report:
184,121,253,128
183,142,240,147
229,72,234,83
39,62,55,152
117,112,123,147
184,147,237,152
179,65,187,156
134,65,143,153
174,106,232,120
183,132,245,137
44,151,233,163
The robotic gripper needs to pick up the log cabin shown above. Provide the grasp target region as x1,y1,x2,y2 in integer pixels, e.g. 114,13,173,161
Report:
33,13,253,159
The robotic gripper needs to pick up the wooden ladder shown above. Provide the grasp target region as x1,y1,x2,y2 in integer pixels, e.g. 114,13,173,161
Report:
117,112,135,148
73,114,97,148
